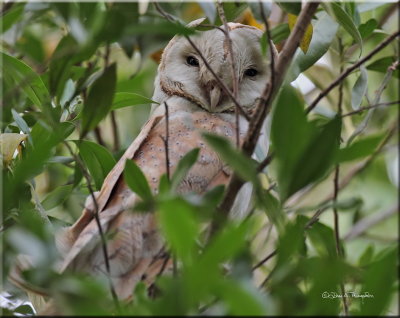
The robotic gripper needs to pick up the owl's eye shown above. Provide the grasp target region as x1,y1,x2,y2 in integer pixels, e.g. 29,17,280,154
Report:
244,68,258,77
186,56,199,67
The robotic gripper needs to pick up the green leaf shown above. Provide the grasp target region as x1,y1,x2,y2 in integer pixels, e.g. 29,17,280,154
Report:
11,109,31,140
260,191,285,233
271,84,312,198
81,63,117,137
358,18,378,39
198,2,216,23
287,12,338,82
202,133,258,184
200,221,249,268
0,3,25,33
358,245,375,267
112,92,157,110
75,140,116,190
277,1,301,15
351,66,368,110
16,30,45,64
158,174,171,195
271,23,290,44
218,280,267,315
286,116,341,200
158,197,199,265
14,304,35,315
306,221,337,257
41,184,74,210
276,216,308,266
49,35,77,98
367,56,399,79
359,248,397,315
337,134,383,163
125,21,196,37
124,159,152,201
328,2,363,54
2,52,50,109
171,148,200,191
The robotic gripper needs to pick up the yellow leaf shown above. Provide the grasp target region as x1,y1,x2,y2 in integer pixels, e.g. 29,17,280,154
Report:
239,9,264,31
0,133,27,167
288,13,313,54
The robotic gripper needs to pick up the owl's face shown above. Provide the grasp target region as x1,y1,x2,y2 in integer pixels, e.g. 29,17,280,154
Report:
157,23,273,114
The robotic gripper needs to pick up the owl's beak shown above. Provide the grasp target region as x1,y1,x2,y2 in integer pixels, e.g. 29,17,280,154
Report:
209,86,222,111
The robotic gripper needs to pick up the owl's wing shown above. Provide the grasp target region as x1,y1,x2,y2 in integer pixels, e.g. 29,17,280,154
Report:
56,113,164,273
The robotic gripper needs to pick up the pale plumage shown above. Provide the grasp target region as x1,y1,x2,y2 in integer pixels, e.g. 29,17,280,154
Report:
10,21,276,312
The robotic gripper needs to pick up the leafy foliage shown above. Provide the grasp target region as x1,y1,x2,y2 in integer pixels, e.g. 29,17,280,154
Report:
1,1,398,316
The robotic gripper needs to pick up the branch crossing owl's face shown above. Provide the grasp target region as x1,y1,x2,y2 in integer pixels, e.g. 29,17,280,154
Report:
156,23,273,114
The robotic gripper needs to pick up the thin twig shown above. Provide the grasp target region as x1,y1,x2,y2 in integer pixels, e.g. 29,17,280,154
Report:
347,60,399,144
306,30,400,114
257,152,274,172
104,43,111,67
252,250,277,271
259,0,275,100
333,39,348,315
344,204,398,241
153,1,250,121
378,2,399,28
160,102,171,181
342,101,399,117
63,141,120,310
159,101,175,276
1,1,14,16
110,111,120,151
217,0,240,147
211,2,320,236
305,121,397,228
94,126,106,147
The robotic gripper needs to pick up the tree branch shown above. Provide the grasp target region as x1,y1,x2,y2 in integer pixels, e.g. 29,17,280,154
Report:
347,60,399,144
342,100,399,117
344,204,398,241
332,39,348,315
305,121,397,228
110,111,120,151
252,249,277,271
63,141,120,310
211,2,320,235
217,0,240,147
306,30,400,114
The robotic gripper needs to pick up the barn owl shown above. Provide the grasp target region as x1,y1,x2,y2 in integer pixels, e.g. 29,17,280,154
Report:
10,20,276,312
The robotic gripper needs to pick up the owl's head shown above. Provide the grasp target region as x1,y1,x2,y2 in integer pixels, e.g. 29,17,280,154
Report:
154,20,277,114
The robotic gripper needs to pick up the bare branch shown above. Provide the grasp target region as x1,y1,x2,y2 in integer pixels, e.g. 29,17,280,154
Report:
252,249,277,271
160,102,171,180
212,2,320,235
217,0,240,147
63,141,120,310
305,121,397,228
347,60,399,144
94,126,106,147
332,39,348,315
342,100,399,117
257,152,274,172
344,204,398,241
110,111,120,151
306,30,400,114
259,0,275,97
